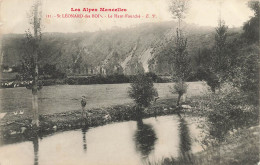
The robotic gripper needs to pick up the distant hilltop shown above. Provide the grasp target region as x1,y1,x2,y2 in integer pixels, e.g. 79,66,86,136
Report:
0,21,241,76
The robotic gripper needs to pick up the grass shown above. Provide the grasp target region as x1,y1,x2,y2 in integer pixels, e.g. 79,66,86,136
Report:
0,96,179,144
0,82,207,114
146,125,259,165
0,83,258,164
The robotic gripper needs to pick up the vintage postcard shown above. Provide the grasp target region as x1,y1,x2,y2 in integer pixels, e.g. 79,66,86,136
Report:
0,0,259,165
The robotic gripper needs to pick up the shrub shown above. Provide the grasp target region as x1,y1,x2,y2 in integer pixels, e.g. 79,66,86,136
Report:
201,83,259,141
128,74,158,117
170,80,188,106
196,68,220,93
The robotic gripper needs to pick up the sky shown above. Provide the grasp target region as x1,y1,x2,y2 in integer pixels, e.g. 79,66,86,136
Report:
0,0,254,34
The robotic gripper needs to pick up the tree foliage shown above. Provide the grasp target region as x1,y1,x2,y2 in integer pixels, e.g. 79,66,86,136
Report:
196,1,259,143
21,0,42,81
173,30,191,81
128,74,158,110
22,0,42,127
242,1,259,43
169,0,189,28
168,0,190,106
201,84,259,142
228,1,259,98
194,20,229,92
194,1,259,95
194,48,220,92
211,20,229,82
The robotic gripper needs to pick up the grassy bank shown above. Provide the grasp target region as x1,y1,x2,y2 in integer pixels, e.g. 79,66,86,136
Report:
0,95,258,165
149,125,259,165
0,97,180,144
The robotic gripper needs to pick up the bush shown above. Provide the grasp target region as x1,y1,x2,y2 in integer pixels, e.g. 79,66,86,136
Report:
196,68,220,93
145,72,164,82
170,80,188,106
201,83,259,141
42,79,65,86
128,74,158,116
65,73,166,85
172,81,188,95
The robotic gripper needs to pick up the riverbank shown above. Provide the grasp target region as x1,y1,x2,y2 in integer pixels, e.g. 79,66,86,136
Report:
196,125,259,165
0,97,181,144
155,124,259,165
0,96,259,164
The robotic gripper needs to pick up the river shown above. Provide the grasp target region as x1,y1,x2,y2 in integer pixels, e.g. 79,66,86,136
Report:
0,115,205,165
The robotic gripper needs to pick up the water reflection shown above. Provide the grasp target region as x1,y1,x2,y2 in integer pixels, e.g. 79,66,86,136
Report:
0,115,205,165
134,119,157,159
81,126,88,153
32,135,39,165
177,115,193,163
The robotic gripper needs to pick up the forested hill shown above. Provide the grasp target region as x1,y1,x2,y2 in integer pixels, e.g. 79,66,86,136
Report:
1,21,242,75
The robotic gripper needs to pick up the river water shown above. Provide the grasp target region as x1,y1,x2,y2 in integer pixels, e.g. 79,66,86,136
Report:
0,115,205,165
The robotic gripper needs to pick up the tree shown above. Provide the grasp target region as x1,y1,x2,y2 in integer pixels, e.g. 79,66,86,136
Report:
211,20,229,81
72,48,83,74
195,48,220,93
169,0,189,29
170,79,188,106
22,0,42,127
242,1,259,43
239,1,259,99
169,0,190,106
128,74,158,118
196,19,229,93
172,30,190,81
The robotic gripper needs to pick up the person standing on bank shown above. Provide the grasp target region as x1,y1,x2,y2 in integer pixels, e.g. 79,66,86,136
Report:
81,96,87,119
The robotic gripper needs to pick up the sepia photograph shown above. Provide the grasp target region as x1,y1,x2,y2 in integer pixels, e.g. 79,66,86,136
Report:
0,0,259,164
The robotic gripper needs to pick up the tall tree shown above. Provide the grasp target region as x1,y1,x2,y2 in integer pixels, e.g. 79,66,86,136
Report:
169,0,189,29
212,19,229,82
231,1,259,101
169,0,190,106
22,0,42,127
242,1,259,43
